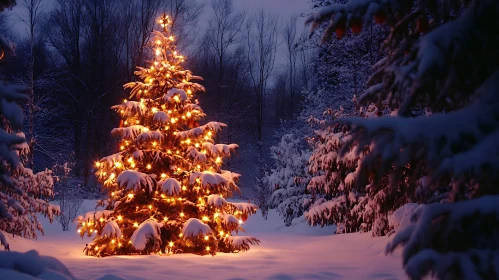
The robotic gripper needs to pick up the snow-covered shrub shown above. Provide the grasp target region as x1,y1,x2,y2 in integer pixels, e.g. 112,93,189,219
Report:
1,165,60,239
307,0,499,278
265,133,311,226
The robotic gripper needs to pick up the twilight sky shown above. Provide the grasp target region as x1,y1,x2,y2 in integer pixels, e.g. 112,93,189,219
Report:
8,0,314,72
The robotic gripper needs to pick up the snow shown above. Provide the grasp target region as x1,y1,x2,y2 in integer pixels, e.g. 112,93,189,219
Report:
4,200,407,279
388,203,419,233
181,218,211,238
152,111,170,124
222,214,239,227
101,221,122,239
207,194,226,207
229,202,258,215
116,171,155,192
189,171,228,188
159,178,181,196
130,219,162,251
164,88,187,103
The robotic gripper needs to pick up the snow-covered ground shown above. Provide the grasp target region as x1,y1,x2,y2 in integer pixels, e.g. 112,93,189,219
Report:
5,200,406,280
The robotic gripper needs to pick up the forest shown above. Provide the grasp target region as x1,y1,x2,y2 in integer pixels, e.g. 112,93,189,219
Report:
0,0,498,279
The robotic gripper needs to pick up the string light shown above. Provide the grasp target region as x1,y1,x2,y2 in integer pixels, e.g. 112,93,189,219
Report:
117,216,123,221
204,236,209,241
205,246,210,251
169,242,174,247
202,216,209,222
147,164,152,169
133,222,139,227
180,212,185,217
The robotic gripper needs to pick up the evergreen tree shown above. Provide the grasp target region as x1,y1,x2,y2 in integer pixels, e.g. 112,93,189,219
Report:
77,15,259,257
307,0,499,278
266,132,311,226
0,0,59,250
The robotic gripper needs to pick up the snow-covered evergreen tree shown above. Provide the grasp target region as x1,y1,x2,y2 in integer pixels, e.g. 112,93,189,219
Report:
266,132,311,226
307,0,499,278
78,15,259,257
266,0,386,227
0,0,59,250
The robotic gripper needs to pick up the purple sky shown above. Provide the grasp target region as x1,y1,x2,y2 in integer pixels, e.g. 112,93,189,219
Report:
239,0,311,15
8,0,314,73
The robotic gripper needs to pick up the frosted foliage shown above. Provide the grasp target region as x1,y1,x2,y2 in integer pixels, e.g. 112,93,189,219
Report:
307,0,499,278
386,197,499,279
0,16,59,247
304,105,411,235
227,236,260,252
388,203,419,234
164,88,187,103
222,214,239,227
1,168,60,241
152,111,170,124
160,178,181,196
181,218,211,238
266,133,311,226
189,171,228,188
229,202,258,215
131,219,163,251
111,101,145,117
101,221,122,239
0,250,75,280
177,122,227,139
116,171,155,192
207,195,226,207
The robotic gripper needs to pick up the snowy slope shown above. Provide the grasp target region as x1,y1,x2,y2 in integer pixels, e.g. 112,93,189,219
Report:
4,200,406,280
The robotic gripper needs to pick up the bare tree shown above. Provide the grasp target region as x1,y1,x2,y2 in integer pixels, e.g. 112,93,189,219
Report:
161,0,205,52
47,0,85,178
205,0,246,121
130,0,161,74
246,10,279,142
53,161,83,231
20,0,44,168
282,14,298,116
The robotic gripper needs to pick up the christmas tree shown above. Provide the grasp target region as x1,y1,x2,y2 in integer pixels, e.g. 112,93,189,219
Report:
76,15,259,257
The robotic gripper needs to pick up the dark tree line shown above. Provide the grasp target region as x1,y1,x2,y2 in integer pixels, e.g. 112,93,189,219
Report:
0,0,312,196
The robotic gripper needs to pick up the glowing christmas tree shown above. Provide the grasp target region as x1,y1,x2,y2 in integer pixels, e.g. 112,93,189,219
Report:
76,15,259,257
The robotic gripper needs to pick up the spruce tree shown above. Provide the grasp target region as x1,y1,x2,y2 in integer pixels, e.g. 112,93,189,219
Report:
306,0,499,278
0,0,59,250
77,15,259,257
